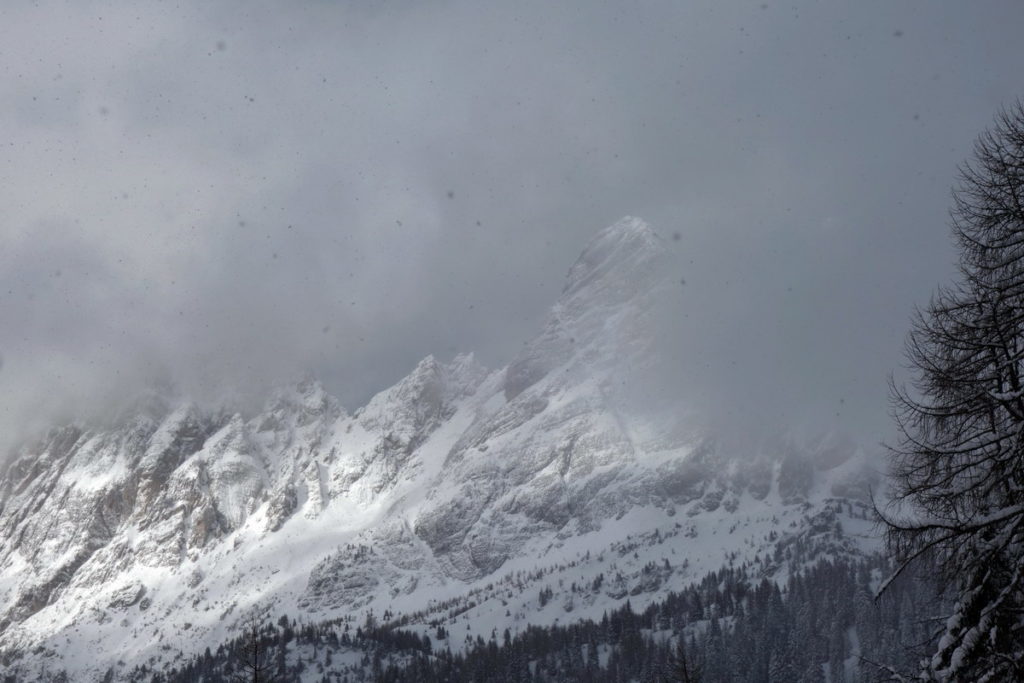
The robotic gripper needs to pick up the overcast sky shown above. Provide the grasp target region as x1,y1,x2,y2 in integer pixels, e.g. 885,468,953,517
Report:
1,0,1022,449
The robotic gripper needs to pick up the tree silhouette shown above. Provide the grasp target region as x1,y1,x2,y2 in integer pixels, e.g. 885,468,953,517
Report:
666,636,701,682
231,612,276,683
882,101,1024,680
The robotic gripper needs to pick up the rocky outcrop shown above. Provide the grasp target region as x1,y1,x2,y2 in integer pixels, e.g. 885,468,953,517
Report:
0,218,882,681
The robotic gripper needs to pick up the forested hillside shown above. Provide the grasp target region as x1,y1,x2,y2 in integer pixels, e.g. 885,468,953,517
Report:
142,556,939,683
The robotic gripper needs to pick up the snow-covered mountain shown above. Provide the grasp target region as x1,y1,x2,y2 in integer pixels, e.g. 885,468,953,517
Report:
0,217,881,681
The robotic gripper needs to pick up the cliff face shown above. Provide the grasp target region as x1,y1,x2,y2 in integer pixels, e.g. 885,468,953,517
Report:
0,218,879,680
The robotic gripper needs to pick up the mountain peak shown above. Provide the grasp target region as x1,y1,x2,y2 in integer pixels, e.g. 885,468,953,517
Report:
503,217,669,400
562,216,665,298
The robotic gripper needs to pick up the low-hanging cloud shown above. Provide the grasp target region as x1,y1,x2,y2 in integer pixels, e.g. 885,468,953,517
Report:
1,0,1022,454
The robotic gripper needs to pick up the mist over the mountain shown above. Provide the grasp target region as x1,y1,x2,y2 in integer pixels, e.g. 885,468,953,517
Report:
4,4,1024,681
1,0,1023,459
0,214,893,682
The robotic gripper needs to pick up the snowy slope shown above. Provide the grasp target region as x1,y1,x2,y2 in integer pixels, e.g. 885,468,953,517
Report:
0,217,882,681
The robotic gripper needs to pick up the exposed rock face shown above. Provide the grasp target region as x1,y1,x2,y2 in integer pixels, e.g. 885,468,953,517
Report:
0,218,880,681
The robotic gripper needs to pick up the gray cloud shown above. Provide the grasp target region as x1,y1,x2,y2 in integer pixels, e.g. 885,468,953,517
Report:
1,0,1022,452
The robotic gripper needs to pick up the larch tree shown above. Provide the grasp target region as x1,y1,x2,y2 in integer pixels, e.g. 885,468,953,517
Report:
882,101,1024,681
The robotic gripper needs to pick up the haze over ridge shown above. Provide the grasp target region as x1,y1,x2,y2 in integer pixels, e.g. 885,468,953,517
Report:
1,0,1022,454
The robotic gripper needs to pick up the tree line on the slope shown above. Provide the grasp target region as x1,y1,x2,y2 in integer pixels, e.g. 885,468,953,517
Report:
139,554,935,683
